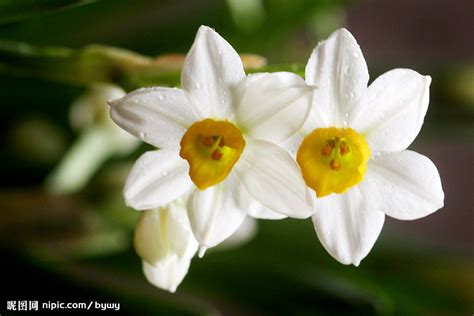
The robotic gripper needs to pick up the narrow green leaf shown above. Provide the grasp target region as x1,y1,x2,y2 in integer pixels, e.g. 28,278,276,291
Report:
0,40,305,91
0,0,97,23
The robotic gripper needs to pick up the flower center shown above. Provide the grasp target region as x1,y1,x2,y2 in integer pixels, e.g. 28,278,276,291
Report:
296,127,370,197
180,119,245,190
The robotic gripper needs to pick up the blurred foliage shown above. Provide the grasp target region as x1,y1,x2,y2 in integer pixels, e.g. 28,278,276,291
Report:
2,205,472,315
0,0,97,23
0,40,301,91
0,0,350,61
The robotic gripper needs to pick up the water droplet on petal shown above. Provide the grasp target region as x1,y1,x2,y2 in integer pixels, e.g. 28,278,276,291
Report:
139,132,146,138
195,82,202,89
158,94,166,101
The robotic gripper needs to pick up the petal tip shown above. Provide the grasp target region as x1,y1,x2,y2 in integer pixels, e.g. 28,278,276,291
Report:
196,25,217,39
198,25,214,33
424,75,432,86
333,27,356,42
107,97,120,107
336,27,351,35
198,246,207,258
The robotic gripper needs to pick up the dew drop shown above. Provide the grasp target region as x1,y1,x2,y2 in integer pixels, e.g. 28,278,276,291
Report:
139,132,146,138
343,120,348,126
158,94,166,101
195,82,202,89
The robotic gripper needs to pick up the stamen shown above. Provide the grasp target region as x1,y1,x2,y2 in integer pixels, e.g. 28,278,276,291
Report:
340,142,350,156
329,159,341,171
209,136,222,152
202,136,214,146
180,119,245,190
211,149,223,161
296,127,370,197
321,144,333,156
327,138,336,148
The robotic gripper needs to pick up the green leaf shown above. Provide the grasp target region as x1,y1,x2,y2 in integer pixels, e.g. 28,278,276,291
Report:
0,0,98,23
0,40,306,91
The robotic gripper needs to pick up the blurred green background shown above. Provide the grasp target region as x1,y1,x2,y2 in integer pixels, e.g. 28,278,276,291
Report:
0,0,472,315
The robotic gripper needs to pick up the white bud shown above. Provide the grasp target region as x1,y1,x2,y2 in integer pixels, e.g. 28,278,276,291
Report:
134,201,198,292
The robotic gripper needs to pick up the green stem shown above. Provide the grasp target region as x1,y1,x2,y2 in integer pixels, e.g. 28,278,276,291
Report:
0,40,305,91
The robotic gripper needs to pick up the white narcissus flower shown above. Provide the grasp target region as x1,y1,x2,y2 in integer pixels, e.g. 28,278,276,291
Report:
110,25,314,253
293,29,444,266
47,84,139,194
135,201,198,293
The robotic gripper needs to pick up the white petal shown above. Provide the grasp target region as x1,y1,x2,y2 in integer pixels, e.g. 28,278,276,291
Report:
134,209,168,264
238,174,287,220
234,72,312,143
312,187,385,266
216,216,258,250
134,202,198,265
305,28,369,127
142,257,192,293
109,87,201,149
279,133,304,156
124,150,193,210
362,150,444,220
352,69,431,152
181,25,245,118
247,199,287,220
165,201,200,258
234,139,314,219
186,175,247,249
136,202,198,293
